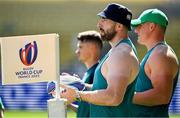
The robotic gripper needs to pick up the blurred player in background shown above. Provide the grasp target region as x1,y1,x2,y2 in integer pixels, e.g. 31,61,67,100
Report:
131,9,179,117
0,96,4,118
48,30,102,118
72,30,102,117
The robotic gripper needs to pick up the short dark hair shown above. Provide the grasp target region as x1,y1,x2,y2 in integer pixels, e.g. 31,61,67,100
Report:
77,30,103,49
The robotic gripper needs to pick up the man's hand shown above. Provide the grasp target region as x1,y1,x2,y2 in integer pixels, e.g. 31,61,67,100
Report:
60,84,77,104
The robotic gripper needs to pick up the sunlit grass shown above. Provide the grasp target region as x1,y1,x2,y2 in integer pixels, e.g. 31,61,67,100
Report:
4,109,76,118
4,110,180,118
4,110,48,118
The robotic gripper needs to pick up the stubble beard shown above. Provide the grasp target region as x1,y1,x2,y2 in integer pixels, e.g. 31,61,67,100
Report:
100,27,116,42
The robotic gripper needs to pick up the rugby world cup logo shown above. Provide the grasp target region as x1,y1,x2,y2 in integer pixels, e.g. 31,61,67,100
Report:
19,41,38,66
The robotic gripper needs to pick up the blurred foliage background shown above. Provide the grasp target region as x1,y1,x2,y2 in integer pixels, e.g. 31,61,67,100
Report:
0,0,180,76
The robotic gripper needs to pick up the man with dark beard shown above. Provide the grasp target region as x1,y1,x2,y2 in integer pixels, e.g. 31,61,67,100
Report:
61,3,139,117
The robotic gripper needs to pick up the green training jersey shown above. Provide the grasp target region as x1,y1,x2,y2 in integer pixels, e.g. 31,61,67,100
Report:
77,63,98,118
132,42,179,117
90,38,138,117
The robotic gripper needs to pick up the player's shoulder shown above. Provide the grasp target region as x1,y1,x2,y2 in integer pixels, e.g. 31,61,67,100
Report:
109,43,137,65
150,44,178,65
152,44,177,59
150,45,167,59
154,44,168,53
111,43,132,55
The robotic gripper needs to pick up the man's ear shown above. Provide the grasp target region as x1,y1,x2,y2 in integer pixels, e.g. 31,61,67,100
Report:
149,23,156,32
116,23,123,31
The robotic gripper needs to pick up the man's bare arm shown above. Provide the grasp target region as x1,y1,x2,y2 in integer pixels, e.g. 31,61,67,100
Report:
133,47,179,106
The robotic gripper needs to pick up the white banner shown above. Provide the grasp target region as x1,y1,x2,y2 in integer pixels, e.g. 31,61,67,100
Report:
1,33,60,85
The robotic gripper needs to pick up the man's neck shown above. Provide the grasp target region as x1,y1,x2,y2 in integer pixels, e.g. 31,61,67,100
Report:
145,35,165,51
145,29,165,50
84,59,99,69
146,39,164,51
109,34,128,47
